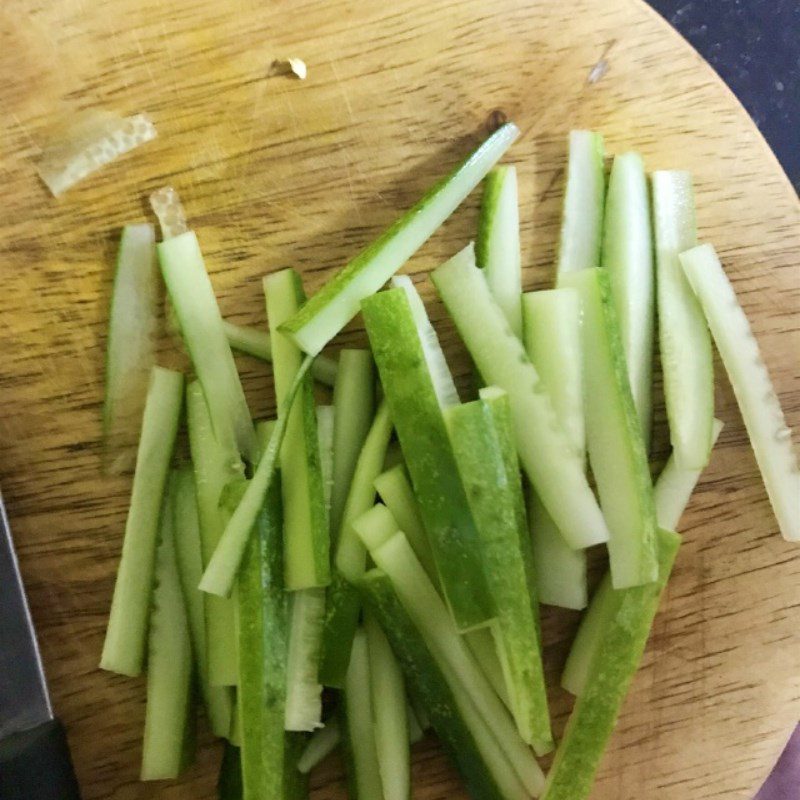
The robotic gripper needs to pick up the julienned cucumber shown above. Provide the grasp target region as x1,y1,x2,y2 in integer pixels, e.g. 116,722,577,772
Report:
265,268,330,590
103,224,159,475
431,246,608,550
222,320,338,387
101,366,183,677
445,388,552,754
319,401,393,688
556,130,605,278
359,570,534,800
298,719,341,774
561,268,658,589
563,439,722,698
680,244,800,542
601,152,655,444
475,166,523,337
186,381,238,686
522,288,588,610
541,529,680,800
284,587,326,732
171,468,233,737
463,627,512,711
200,357,313,597
340,628,385,799
235,448,306,799
158,231,257,468
361,531,544,796
654,418,724,532
373,464,439,587
652,171,714,469
331,350,376,537
141,483,195,780
317,405,335,519
362,287,494,631
278,123,518,356
365,611,411,800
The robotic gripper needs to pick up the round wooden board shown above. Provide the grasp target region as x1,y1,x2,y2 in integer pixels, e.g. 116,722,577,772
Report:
0,0,798,797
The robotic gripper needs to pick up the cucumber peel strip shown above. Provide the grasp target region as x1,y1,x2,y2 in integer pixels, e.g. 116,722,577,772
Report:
280,123,520,356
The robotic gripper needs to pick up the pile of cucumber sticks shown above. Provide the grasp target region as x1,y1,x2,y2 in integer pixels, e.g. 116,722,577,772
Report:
99,122,798,800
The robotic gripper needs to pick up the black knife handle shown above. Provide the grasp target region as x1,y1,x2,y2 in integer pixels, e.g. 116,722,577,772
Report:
0,718,81,800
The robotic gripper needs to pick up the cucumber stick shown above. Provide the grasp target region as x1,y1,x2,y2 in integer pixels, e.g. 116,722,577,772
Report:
374,464,438,587
365,611,411,800
563,438,723,698
556,130,605,278
522,289,588,610
223,320,338,386
445,388,552,755
541,529,680,800
432,246,608,550
319,402,394,688
331,350,376,536
171,468,233,737
362,287,494,631
341,628,385,800
463,627,512,711
476,166,522,337
285,588,325,732
654,418,724,532
101,366,183,677
235,460,306,798
680,244,799,542
187,381,239,685
103,224,159,474
359,570,533,800
360,530,544,796
298,720,341,774
652,171,714,469
561,268,658,588
158,231,257,468
200,356,313,597
279,123,519,356
141,483,195,780
317,405,335,518
265,268,330,589
601,153,655,443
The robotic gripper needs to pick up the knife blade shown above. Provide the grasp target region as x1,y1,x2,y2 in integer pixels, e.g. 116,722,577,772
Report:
0,491,81,799
0,491,52,738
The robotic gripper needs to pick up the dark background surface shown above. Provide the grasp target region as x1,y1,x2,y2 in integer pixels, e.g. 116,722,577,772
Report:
649,0,799,189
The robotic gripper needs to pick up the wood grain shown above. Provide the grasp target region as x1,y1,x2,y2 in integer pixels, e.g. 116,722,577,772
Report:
0,0,798,798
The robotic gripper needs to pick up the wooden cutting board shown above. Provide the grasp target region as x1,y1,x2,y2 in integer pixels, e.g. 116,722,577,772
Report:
0,0,797,797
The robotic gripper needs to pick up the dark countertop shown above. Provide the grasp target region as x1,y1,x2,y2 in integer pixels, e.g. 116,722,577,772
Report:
649,0,799,189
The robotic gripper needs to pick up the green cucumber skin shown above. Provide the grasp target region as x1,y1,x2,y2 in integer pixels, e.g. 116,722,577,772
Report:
565,268,659,589
157,231,256,468
217,743,243,800
331,350,376,538
265,269,331,590
280,123,520,356
362,288,494,631
103,223,158,475
446,391,552,755
141,483,195,780
100,366,184,677
319,402,394,688
601,152,654,445
358,571,512,800
556,130,606,277
541,529,680,800
236,475,292,799
476,166,523,338
652,171,714,469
